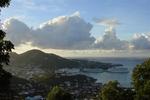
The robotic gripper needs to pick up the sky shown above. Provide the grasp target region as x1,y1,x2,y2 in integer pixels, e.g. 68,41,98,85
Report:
1,0,150,57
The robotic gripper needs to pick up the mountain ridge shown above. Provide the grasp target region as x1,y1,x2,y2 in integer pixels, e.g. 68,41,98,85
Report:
4,49,121,80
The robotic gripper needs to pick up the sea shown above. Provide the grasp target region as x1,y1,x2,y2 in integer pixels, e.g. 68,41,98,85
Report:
75,57,148,87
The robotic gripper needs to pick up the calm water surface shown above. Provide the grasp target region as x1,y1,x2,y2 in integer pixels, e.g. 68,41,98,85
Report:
79,57,147,87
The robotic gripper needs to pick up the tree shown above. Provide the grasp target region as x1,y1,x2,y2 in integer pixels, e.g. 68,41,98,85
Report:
99,81,122,100
0,30,14,68
0,0,14,91
132,59,150,100
0,0,11,8
99,80,134,100
47,86,73,100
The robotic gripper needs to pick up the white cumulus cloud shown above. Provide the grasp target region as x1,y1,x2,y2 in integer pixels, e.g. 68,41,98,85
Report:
94,27,129,50
3,18,32,45
131,33,150,50
93,18,128,50
3,12,95,50
2,14,150,51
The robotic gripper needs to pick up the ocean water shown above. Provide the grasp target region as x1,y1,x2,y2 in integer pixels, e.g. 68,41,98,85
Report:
79,57,148,87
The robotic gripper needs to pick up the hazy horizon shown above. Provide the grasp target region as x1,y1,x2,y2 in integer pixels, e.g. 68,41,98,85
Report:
11,49,150,58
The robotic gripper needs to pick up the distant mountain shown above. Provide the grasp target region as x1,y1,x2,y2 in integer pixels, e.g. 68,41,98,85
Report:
8,49,118,69
4,49,120,80
9,49,79,70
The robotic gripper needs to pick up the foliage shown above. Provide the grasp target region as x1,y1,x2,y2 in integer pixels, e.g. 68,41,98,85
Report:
99,81,121,100
0,0,11,8
0,30,14,68
0,68,12,91
0,0,14,91
47,86,73,100
99,80,134,100
132,59,150,100
0,0,14,68
31,73,55,82
120,88,135,100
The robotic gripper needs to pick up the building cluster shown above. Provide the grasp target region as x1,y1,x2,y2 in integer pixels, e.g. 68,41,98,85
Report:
10,74,102,100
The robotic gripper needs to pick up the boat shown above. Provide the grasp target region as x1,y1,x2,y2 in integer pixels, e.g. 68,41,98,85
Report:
107,67,129,73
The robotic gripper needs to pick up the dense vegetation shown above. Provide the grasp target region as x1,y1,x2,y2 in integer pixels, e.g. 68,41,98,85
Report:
132,59,150,100
99,81,134,100
0,0,14,91
47,86,73,100
0,0,11,8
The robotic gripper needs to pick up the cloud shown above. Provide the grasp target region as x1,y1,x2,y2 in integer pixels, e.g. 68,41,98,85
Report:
94,18,121,28
33,12,95,49
93,18,128,50
131,33,150,50
94,27,129,50
2,13,150,51
3,18,32,45
3,12,95,50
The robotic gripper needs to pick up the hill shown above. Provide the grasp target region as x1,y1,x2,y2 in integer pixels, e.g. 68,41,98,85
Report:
4,49,120,80
9,49,79,70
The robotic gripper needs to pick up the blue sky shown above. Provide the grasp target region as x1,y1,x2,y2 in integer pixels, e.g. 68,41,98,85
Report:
2,0,150,39
1,0,150,57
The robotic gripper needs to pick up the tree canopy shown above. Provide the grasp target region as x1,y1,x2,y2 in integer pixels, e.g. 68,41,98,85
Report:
47,86,73,100
0,0,14,68
99,81,122,100
99,80,134,100
0,30,14,68
132,59,150,100
0,0,13,69
0,0,11,8
0,0,14,91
